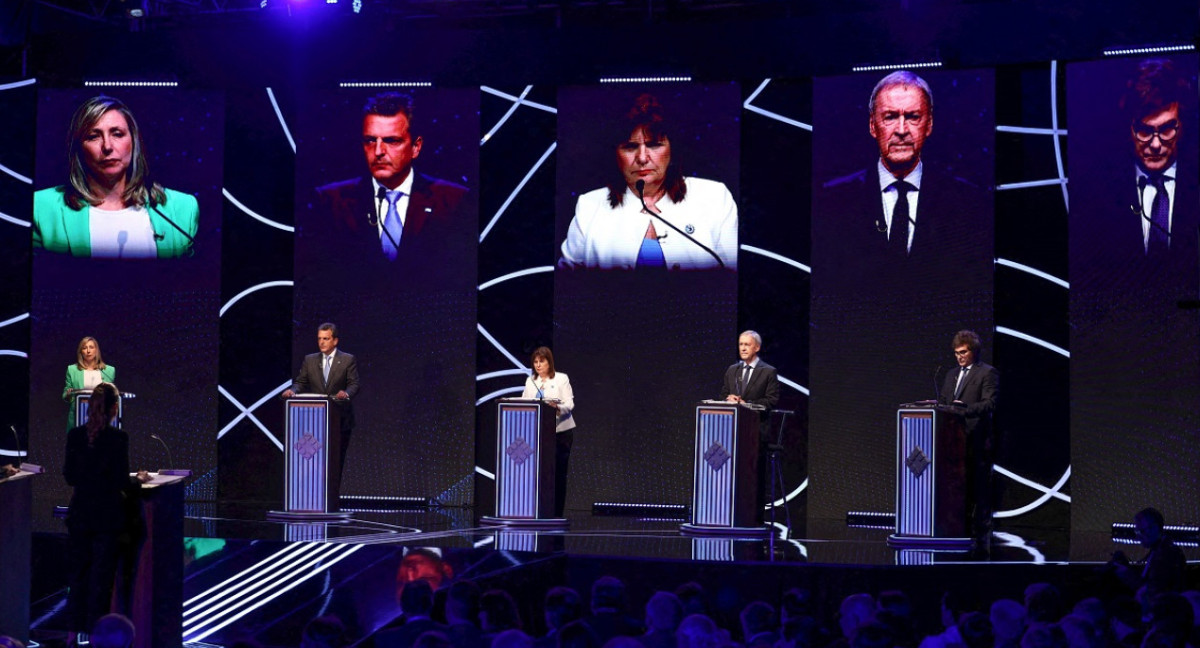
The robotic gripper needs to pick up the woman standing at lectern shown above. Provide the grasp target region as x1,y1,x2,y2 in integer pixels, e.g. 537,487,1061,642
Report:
63,336,116,430
63,383,149,646
521,347,576,517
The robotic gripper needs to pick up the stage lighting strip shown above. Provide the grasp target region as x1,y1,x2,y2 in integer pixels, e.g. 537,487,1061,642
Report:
0,350,28,358
182,542,363,643
83,81,178,87
1103,44,1195,57
339,82,433,88
995,259,1068,289
0,210,30,227
764,478,808,509
743,79,813,131
599,76,692,84
851,62,942,73
991,465,1071,518
0,79,35,187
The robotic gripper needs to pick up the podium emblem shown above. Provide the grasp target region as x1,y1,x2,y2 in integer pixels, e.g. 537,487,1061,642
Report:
905,446,930,477
295,433,323,459
505,438,535,465
703,443,731,471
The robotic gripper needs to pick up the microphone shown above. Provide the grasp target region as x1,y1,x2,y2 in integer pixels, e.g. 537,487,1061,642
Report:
634,180,726,269
149,433,175,473
374,186,401,252
117,230,129,257
8,425,21,468
149,201,197,248
933,366,943,404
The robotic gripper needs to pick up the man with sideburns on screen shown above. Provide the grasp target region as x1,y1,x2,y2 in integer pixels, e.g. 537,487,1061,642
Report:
310,92,469,274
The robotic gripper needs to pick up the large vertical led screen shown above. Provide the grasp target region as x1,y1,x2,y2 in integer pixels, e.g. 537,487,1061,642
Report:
1068,56,1200,534
553,84,740,508
292,88,479,502
29,88,224,515
809,69,995,517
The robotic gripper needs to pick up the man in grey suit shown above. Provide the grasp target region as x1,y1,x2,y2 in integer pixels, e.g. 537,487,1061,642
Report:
283,322,361,487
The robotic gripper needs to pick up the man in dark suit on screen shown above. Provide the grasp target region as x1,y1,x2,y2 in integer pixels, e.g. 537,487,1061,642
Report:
937,329,999,543
283,322,360,491
310,92,469,277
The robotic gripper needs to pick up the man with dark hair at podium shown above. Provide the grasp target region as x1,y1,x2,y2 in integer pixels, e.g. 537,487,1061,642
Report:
720,330,780,409
283,322,360,484
937,329,999,542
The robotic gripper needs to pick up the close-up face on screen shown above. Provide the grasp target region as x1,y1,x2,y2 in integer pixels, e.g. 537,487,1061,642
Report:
27,88,224,518
291,88,481,501
808,69,995,518
551,83,741,508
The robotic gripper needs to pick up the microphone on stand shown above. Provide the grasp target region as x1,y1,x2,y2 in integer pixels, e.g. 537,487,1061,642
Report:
635,180,726,269
9,424,42,475
149,433,189,476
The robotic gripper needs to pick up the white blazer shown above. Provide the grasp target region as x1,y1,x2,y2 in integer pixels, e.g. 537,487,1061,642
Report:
521,371,577,432
559,177,738,270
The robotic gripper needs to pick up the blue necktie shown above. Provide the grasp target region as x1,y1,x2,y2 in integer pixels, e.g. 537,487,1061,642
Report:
323,354,331,384
1148,175,1170,252
382,190,404,260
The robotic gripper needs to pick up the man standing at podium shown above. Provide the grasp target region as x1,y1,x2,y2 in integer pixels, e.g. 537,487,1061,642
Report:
721,330,780,410
938,329,999,542
283,322,360,483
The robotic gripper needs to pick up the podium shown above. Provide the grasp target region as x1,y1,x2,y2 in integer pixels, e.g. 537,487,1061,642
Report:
269,396,348,521
130,472,189,648
481,399,566,528
0,464,43,645
681,402,767,536
72,389,126,427
887,405,971,549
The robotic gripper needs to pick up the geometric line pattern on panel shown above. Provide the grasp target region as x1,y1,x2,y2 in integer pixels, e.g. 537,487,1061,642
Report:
216,382,289,450
992,465,1071,518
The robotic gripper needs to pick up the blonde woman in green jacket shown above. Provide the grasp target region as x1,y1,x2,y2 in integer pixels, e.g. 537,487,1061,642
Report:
32,95,197,259
64,337,116,429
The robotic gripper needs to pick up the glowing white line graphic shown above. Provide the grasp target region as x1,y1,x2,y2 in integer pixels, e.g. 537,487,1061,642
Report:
481,86,558,114
0,78,36,91
992,531,1047,563
1050,61,1069,212
481,85,533,145
0,313,29,328
765,478,808,508
995,178,1068,191
478,266,555,291
477,324,526,370
479,142,556,242
996,326,1069,358
186,545,363,642
474,536,496,548
0,350,29,358
220,281,294,317
222,188,295,233
995,258,1069,289
777,375,810,396
266,87,296,154
475,466,495,479
184,542,321,613
476,386,524,406
477,369,530,381
0,164,32,185
0,449,25,457
995,125,1068,136
993,466,1071,518
743,80,814,131
216,382,288,450
740,244,811,273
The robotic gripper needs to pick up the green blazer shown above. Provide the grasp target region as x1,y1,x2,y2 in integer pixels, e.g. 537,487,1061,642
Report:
64,364,117,429
33,186,199,258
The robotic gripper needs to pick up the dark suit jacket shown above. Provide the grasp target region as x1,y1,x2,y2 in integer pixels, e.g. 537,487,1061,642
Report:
939,361,999,440
291,350,360,432
308,173,471,285
64,425,137,534
719,360,780,409
374,617,449,648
